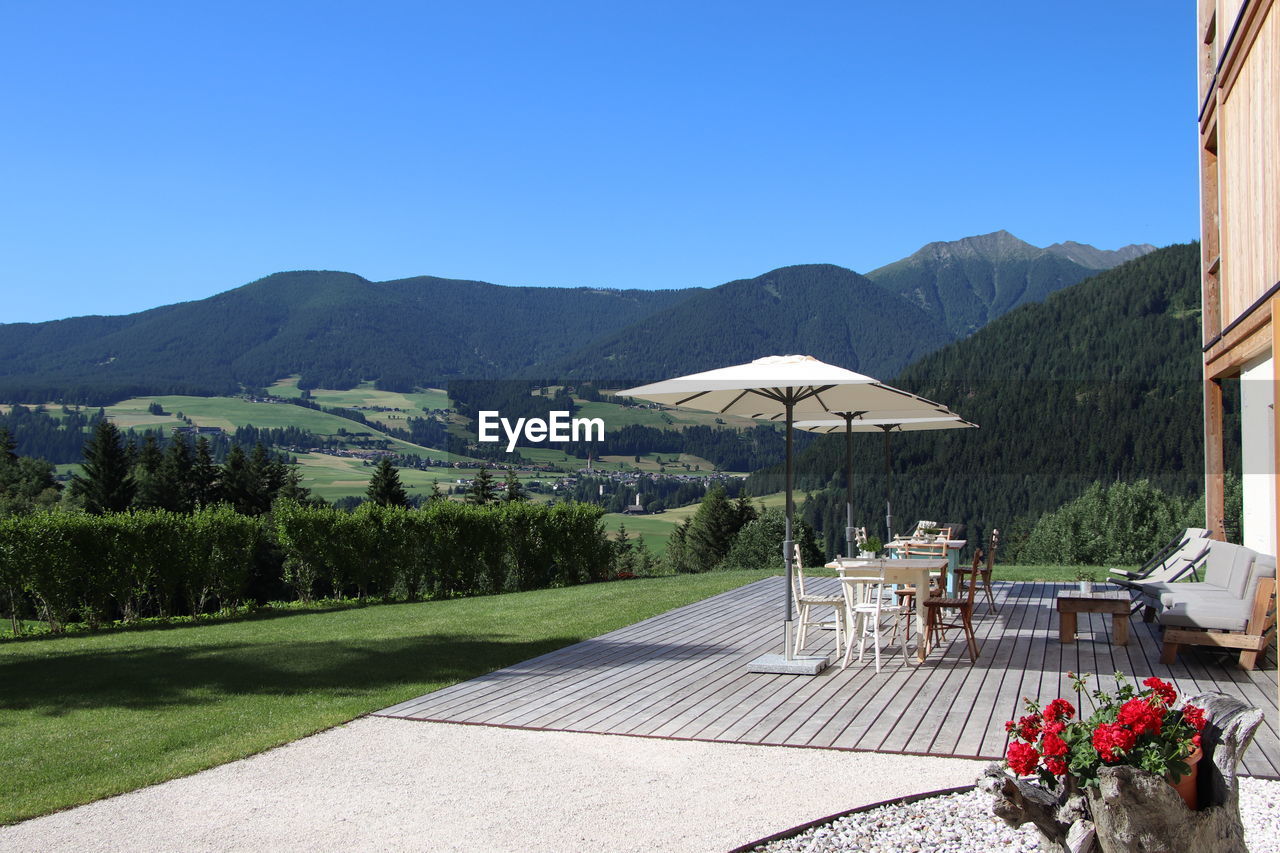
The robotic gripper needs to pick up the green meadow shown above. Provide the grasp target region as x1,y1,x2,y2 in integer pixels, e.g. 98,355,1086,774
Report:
0,571,772,825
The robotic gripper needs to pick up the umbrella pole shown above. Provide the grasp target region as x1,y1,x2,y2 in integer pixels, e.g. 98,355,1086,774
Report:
844,414,855,557
883,428,894,542
783,400,794,660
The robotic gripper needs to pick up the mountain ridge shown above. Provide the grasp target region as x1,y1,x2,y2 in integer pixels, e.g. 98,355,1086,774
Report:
0,232,1155,404
866,230,1155,337
549,263,954,382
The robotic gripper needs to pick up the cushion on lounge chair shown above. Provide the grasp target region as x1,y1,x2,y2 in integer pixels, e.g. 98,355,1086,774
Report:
1158,595,1251,632
1200,542,1255,596
1157,549,1275,632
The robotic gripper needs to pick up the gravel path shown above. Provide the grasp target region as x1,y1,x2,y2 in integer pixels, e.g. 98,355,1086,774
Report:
0,717,987,853
5,716,1275,852
749,777,1280,853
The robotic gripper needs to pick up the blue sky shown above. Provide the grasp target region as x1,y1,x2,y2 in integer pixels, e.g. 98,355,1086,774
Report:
2,1,1197,323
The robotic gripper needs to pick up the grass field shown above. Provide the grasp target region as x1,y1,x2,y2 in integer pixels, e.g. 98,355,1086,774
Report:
598,452,727,475
102,396,475,464
0,570,772,825
268,377,450,416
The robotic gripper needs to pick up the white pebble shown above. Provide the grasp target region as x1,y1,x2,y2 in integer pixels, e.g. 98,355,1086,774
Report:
750,778,1280,853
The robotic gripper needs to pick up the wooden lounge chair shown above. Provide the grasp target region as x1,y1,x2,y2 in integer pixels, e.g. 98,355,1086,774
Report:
1111,528,1212,617
1157,546,1277,670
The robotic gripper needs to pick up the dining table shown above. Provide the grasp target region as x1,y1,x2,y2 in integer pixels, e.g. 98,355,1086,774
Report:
884,538,967,594
823,556,948,662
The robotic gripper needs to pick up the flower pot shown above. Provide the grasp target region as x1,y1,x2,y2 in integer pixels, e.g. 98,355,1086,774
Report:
1078,581,1093,594
1170,746,1202,810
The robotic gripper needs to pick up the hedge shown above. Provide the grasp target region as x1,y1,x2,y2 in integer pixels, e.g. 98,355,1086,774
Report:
0,500,614,633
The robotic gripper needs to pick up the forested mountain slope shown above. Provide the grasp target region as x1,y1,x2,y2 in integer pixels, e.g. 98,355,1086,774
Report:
0,272,693,403
866,230,1155,337
748,243,1215,554
552,264,954,383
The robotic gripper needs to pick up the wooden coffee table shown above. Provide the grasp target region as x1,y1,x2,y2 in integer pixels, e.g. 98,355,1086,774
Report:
1056,590,1131,646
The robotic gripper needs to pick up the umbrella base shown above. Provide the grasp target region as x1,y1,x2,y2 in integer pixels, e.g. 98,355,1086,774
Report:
745,653,829,675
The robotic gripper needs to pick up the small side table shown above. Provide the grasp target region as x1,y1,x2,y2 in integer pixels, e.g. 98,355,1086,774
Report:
1056,590,1131,646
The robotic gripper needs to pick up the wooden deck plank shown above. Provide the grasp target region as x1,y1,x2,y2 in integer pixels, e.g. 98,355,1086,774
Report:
928,583,1034,756
494,591,774,729
950,581,1043,756
374,577,1280,777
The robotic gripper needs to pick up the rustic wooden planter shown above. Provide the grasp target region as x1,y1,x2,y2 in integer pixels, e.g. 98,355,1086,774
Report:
979,692,1263,853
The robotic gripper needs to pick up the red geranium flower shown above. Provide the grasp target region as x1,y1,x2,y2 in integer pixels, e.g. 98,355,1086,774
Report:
1044,757,1068,776
1093,722,1137,763
1016,713,1042,742
1044,698,1075,723
1142,676,1177,706
1182,704,1206,732
1041,732,1068,758
1007,740,1040,776
1117,697,1163,736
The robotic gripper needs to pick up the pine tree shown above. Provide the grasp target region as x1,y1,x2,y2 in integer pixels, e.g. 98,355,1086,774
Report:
467,467,498,505
614,523,636,575
277,466,320,506
70,420,136,514
156,434,195,512
685,486,741,569
190,437,220,507
220,445,258,515
131,434,166,509
367,457,410,507
245,445,284,512
428,480,445,501
503,469,527,502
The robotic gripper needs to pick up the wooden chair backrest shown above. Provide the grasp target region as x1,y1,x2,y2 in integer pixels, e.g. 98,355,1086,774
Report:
986,527,1000,572
904,541,946,559
963,549,980,606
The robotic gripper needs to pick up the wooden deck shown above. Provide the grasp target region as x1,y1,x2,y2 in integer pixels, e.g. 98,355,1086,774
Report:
377,578,1280,778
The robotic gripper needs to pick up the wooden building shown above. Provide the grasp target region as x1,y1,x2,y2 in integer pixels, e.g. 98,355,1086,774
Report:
1200,0,1279,700
1199,0,1278,557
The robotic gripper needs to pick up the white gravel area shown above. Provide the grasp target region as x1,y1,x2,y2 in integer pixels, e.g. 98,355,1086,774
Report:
751,776,1280,853
0,717,987,853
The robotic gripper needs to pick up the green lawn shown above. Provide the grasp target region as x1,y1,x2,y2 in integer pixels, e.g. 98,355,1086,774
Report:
103,395,477,465
268,377,450,415
0,570,771,825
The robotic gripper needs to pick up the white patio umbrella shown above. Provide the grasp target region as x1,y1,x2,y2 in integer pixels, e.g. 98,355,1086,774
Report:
792,415,977,556
617,355,954,673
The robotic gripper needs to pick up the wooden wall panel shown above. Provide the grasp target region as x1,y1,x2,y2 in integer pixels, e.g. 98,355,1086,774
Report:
1221,4,1280,323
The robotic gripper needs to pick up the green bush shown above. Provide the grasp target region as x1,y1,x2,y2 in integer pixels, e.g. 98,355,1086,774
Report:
1019,480,1198,566
719,508,824,571
3,500,616,634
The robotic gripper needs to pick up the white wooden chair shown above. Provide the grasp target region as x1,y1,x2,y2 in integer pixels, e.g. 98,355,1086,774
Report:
840,568,906,673
791,545,845,657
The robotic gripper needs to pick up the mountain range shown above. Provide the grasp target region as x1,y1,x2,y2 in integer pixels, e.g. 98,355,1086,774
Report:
0,232,1154,404
745,242,1210,555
